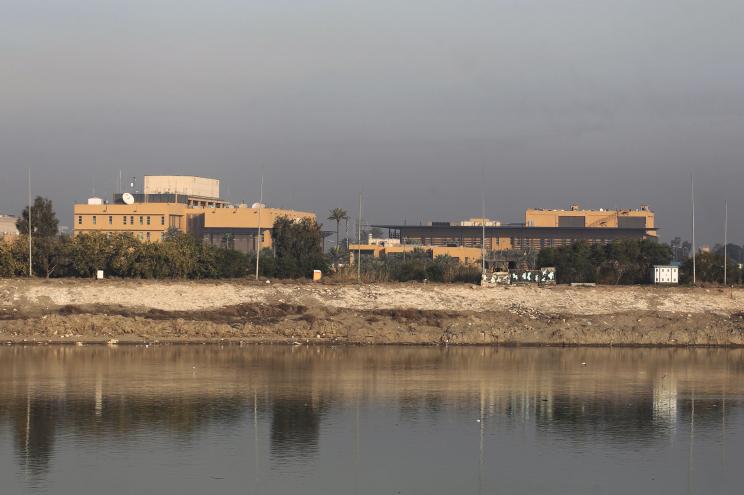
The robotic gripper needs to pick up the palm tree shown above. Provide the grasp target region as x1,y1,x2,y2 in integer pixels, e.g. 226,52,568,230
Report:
327,208,348,251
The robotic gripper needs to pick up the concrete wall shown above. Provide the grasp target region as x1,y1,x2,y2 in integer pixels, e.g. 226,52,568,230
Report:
525,207,655,234
143,176,220,199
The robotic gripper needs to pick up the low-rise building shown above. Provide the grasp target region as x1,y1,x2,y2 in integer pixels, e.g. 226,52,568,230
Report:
200,205,316,253
352,204,657,265
349,244,483,265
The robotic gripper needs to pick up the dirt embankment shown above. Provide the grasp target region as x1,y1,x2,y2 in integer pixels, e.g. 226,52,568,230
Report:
1,279,743,346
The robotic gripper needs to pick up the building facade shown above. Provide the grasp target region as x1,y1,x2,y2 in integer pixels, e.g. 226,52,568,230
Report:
72,175,316,252
0,215,19,243
200,206,316,253
362,204,657,263
349,244,483,265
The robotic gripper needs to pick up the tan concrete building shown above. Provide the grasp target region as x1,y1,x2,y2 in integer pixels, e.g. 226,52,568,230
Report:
360,204,658,263
73,176,317,252
525,203,655,236
73,202,190,242
0,214,19,243
201,206,316,253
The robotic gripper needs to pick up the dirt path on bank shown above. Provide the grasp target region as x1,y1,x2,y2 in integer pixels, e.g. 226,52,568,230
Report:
1,279,743,346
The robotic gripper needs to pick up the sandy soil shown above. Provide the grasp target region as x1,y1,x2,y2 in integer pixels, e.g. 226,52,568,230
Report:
1,279,743,346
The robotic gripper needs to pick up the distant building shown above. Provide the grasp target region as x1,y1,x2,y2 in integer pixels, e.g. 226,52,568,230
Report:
352,204,657,265
73,175,316,253
374,204,656,253
0,214,19,242
349,244,483,266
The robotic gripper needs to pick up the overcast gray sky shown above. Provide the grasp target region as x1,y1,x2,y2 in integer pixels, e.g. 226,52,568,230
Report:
2,0,743,244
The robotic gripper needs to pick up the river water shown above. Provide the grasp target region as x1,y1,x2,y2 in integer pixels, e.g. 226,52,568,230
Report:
1,346,742,494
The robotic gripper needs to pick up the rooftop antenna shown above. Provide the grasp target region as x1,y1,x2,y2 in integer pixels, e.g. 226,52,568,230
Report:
691,175,696,285
27,168,32,277
255,174,264,281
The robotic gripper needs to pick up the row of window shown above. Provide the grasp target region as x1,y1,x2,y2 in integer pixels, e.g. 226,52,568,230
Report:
79,230,157,241
78,215,166,226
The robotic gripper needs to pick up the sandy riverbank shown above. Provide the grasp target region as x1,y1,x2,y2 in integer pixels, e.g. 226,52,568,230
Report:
1,279,743,345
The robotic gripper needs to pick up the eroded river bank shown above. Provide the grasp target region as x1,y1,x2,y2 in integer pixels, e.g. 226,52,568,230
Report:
1,279,743,345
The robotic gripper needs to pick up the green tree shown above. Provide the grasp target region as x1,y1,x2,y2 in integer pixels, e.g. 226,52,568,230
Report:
327,208,348,252
273,217,329,278
16,197,59,237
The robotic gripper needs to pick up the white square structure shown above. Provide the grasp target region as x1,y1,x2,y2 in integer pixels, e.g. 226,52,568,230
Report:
652,265,678,284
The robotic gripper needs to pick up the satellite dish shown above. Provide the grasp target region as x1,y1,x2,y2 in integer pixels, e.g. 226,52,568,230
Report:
122,193,135,205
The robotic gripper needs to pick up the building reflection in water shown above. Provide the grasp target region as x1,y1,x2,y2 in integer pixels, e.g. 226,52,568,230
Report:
0,346,741,482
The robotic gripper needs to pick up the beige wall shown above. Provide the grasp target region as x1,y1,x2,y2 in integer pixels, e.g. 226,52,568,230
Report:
203,207,316,229
525,207,655,235
144,176,220,199
349,244,483,265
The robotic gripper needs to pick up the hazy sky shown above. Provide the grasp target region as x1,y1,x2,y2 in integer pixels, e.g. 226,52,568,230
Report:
2,0,743,244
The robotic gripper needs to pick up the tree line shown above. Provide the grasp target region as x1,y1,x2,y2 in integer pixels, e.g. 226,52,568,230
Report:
0,198,327,279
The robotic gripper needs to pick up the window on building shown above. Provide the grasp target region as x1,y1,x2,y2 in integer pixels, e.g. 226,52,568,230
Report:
130,216,134,225
123,216,127,225
78,216,82,225
146,232,151,241
138,233,143,240
108,216,113,225
146,216,151,225
92,216,96,225
139,216,143,225
160,216,165,225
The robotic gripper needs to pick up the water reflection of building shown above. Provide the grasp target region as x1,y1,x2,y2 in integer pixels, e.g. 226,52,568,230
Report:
1,346,742,478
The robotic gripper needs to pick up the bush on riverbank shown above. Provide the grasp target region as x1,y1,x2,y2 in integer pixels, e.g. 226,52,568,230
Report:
679,252,742,284
0,232,252,279
537,239,673,284
337,250,482,284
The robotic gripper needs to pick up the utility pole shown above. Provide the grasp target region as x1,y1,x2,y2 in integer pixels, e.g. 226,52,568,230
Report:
255,175,264,281
27,168,32,277
691,175,696,285
357,193,362,283
724,201,728,286
481,193,486,276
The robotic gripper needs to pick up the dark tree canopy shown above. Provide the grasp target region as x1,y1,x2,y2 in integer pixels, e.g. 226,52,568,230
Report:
272,217,329,278
17,197,59,237
537,239,673,284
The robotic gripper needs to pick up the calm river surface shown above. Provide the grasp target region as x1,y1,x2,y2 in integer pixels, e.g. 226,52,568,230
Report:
1,346,743,494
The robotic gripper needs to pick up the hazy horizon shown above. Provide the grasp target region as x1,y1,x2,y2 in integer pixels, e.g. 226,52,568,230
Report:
2,0,743,244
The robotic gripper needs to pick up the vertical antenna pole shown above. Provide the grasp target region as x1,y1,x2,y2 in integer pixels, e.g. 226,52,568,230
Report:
691,175,696,285
357,193,362,283
28,168,32,277
724,201,728,286
255,174,264,280
481,193,486,276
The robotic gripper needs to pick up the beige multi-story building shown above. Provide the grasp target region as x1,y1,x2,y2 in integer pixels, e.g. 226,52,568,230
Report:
73,202,190,242
73,175,316,252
